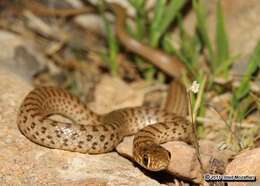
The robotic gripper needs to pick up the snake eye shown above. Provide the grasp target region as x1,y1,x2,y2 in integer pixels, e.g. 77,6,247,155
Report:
142,154,149,167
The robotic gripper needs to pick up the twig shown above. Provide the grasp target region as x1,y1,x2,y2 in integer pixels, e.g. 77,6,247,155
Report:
23,0,95,17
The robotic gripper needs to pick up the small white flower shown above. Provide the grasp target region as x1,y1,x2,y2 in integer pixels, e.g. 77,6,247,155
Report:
189,81,200,93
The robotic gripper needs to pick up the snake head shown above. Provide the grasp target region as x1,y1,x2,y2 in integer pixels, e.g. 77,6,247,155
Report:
134,144,171,171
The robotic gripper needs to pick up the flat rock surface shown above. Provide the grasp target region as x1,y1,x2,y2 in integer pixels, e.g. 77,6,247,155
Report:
0,68,164,186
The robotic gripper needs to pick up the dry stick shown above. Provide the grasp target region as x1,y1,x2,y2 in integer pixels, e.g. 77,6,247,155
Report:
187,92,205,185
23,0,95,17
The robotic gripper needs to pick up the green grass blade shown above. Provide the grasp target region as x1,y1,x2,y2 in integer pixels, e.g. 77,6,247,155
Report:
233,41,260,103
178,15,200,67
129,0,146,39
100,1,118,75
129,0,145,10
150,0,187,47
149,0,166,47
215,0,230,75
193,0,214,63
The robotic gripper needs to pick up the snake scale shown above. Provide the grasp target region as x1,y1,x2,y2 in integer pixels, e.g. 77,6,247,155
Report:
17,86,194,171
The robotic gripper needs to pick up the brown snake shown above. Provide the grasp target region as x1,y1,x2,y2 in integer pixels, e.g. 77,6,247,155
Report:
17,87,194,171
17,3,196,172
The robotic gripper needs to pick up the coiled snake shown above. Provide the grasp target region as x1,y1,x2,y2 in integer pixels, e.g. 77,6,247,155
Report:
17,86,194,171
17,3,196,172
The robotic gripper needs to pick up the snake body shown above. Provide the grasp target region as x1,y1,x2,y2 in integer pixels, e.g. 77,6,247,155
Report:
17,3,194,172
17,87,194,171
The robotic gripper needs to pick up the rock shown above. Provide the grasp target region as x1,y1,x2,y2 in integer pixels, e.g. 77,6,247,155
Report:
0,67,164,186
164,141,202,182
116,136,203,183
88,75,145,114
0,31,51,82
225,148,260,186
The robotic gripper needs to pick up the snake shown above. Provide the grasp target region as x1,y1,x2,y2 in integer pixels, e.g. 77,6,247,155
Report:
17,3,196,172
17,86,194,171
